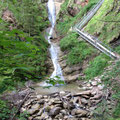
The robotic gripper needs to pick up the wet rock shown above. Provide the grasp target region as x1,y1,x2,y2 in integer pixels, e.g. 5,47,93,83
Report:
49,107,62,116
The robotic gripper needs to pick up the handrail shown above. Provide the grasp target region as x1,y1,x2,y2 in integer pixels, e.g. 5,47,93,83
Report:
76,28,117,59
73,0,119,59
74,0,104,30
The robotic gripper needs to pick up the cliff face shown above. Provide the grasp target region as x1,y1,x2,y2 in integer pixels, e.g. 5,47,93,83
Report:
56,0,120,82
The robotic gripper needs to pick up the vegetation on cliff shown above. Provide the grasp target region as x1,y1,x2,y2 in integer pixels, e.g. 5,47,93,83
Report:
57,0,120,119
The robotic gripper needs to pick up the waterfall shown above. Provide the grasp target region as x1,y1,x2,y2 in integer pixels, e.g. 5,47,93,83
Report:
47,0,64,83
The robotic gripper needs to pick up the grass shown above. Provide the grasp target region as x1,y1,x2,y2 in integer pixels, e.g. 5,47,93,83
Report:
95,60,120,120
84,54,111,79
85,0,120,43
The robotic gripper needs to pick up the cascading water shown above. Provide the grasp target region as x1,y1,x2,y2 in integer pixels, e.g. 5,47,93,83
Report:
47,0,64,83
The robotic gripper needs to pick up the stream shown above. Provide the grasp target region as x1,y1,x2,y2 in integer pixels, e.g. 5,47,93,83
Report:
34,0,81,94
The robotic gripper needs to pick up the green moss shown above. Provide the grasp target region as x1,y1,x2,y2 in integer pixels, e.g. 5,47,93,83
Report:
85,0,120,43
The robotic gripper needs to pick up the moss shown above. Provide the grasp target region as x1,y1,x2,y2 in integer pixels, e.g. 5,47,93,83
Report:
85,0,120,43
57,0,99,35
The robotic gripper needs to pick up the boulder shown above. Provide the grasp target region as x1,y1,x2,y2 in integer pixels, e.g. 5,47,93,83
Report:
49,107,62,116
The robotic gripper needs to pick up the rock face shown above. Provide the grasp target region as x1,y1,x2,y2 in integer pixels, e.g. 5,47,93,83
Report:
67,6,80,17
74,0,89,7
58,46,82,83
21,89,104,120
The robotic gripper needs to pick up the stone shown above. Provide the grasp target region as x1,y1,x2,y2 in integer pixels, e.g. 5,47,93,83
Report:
37,108,43,116
60,109,67,115
81,98,88,105
98,84,104,90
60,61,67,69
74,90,91,97
38,99,44,104
36,95,42,99
64,67,73,75
67,6,80,17
49,107,62,116
40,112,49,119
44,106,51,112
27,104,40,115
91,81,97,86
71,109,88,116
86,83,91,87
63,102,67,109
90,94,102,100
21,108,26,113
60,91,66,96
55,113,63,119
44,95,48,99
66,74,80,83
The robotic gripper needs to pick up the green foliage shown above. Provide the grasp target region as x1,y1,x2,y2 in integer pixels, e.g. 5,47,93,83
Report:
44,76,65,88
57,0,99,35
60,32,94,65
17,111,29,120
0,100,11,120
101,60,120,119
60,32,79,51
84,54,110,79
0,0,49,93
115,46,120,54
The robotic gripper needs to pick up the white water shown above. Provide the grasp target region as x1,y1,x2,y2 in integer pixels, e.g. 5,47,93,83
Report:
47,0,64,82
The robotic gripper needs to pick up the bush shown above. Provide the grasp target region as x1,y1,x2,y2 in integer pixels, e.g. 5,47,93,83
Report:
60,32,79,51
0,100,11,120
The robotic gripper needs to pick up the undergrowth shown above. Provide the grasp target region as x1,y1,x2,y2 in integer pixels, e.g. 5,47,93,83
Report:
84,54,111,79
60,32,94,65
93,60,120,120
0,0,49,93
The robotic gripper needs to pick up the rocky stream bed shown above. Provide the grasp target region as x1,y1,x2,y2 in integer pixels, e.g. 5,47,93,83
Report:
16,77,108,120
